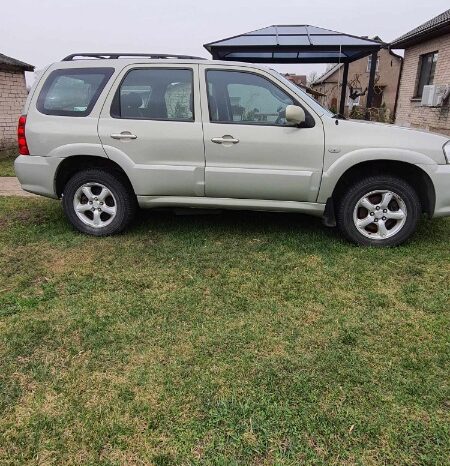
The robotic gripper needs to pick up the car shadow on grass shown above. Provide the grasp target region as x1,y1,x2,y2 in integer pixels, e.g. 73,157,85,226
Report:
131,207,345,247
130,207,449,251
2,198,448,250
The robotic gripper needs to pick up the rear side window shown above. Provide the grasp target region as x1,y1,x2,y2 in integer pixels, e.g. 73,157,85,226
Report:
110,68,194,121
37,68,114,116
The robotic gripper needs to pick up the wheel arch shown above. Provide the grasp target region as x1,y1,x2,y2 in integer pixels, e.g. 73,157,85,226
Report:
328,160,435,218
54,155,134,198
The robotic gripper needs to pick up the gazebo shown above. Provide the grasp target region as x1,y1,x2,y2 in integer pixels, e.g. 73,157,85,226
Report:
204,25,383,116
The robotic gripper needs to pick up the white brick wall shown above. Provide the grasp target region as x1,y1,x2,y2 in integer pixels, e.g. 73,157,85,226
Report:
0,69,28,150
395,33,450,136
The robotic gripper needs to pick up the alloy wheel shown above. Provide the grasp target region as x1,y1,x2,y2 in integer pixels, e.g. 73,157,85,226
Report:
353,190,407,240
73,182,117,228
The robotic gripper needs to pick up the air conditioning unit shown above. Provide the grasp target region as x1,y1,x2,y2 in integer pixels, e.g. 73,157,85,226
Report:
421,84,449,107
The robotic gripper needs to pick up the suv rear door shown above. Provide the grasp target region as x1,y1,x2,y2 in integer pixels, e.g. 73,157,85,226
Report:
199,65,324,202
98,64,205,196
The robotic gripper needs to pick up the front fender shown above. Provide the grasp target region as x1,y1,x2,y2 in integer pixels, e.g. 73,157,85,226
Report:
317,148,437,203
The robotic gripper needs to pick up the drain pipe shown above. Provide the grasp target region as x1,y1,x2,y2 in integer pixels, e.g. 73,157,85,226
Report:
390,47,404,121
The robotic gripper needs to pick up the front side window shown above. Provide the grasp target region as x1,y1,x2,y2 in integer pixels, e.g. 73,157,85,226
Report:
273,70,332,117
111,68,194,121
37,68,114,116
415,52,438,98
206,70,307,126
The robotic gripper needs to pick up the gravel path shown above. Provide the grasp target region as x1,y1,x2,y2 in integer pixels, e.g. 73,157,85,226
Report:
0,177,38,197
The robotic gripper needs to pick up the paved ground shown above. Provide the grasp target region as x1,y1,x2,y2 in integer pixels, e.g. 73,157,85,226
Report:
0,177,38,197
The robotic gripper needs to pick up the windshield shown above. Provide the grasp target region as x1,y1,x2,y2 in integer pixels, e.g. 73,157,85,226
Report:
270,69,334,118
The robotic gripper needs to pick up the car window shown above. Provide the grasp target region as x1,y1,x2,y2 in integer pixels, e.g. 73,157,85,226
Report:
206,70,298,126
37,68,114,117
111,68,194,121
272,70,332,118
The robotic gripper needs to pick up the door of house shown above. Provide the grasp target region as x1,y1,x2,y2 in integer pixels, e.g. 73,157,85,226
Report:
331,97,337,112
372,89,383,108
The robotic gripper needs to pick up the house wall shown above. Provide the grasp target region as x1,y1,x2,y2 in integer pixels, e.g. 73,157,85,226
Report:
312,48,402,118
395,33,450,136
0,68,28,150
313,81,338,110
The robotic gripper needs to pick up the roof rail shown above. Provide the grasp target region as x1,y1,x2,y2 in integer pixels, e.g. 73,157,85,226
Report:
62,53,206,61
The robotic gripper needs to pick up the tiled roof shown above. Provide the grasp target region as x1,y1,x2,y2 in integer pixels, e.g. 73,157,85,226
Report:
284,74,307,86
0,53,34,71
391,9,450,48
312,63,343,85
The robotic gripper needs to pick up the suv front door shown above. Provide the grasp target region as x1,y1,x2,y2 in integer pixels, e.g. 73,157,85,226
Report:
98,64,205,196
199,66,324,202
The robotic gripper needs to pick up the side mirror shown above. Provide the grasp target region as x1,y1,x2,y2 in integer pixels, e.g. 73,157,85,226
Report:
285,105,306,126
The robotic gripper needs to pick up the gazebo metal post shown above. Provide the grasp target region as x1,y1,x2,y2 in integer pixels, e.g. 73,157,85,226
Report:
365,51,378,119
339,62,349,116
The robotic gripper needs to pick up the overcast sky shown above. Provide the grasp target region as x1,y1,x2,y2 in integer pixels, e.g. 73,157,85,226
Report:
1,0,448,84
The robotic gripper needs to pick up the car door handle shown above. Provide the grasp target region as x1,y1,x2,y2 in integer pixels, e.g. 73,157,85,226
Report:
211,135,239,145
110,132,137,140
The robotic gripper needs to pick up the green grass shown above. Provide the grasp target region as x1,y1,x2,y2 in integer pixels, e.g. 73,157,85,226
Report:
0,197,449,465
0,149,16,176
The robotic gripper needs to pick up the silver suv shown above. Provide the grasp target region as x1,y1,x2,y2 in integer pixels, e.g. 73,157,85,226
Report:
15,53,450,246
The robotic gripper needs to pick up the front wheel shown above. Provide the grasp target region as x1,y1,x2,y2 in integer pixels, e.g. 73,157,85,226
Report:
62,168,136,236
337,175,421,246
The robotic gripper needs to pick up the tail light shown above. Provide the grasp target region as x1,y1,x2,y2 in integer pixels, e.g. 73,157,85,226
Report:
17,115,29,155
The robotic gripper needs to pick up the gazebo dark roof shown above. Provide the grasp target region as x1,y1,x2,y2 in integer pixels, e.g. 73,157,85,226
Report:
204,25,383,64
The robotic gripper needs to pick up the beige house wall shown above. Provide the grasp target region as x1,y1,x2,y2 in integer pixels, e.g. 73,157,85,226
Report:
0,69,28,150
312,48,402,118
395,34,450,136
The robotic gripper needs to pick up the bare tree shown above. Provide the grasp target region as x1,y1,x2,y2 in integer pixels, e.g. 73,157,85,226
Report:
307,71,319,86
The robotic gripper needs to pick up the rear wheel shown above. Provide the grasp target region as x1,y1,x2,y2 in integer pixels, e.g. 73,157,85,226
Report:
337,175,421,246
62,169,136,236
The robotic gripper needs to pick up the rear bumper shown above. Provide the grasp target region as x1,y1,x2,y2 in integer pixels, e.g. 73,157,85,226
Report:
14,155,61,199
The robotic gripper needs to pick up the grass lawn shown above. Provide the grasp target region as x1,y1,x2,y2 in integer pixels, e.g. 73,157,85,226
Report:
0,149,17,177
0,197,449,465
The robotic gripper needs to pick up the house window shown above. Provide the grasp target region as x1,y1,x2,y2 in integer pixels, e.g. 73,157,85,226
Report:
366,56,379,72
415,52,438,98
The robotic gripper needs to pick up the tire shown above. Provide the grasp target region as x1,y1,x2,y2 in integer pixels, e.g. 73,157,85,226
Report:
336,175,421,247
62,168,136,236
